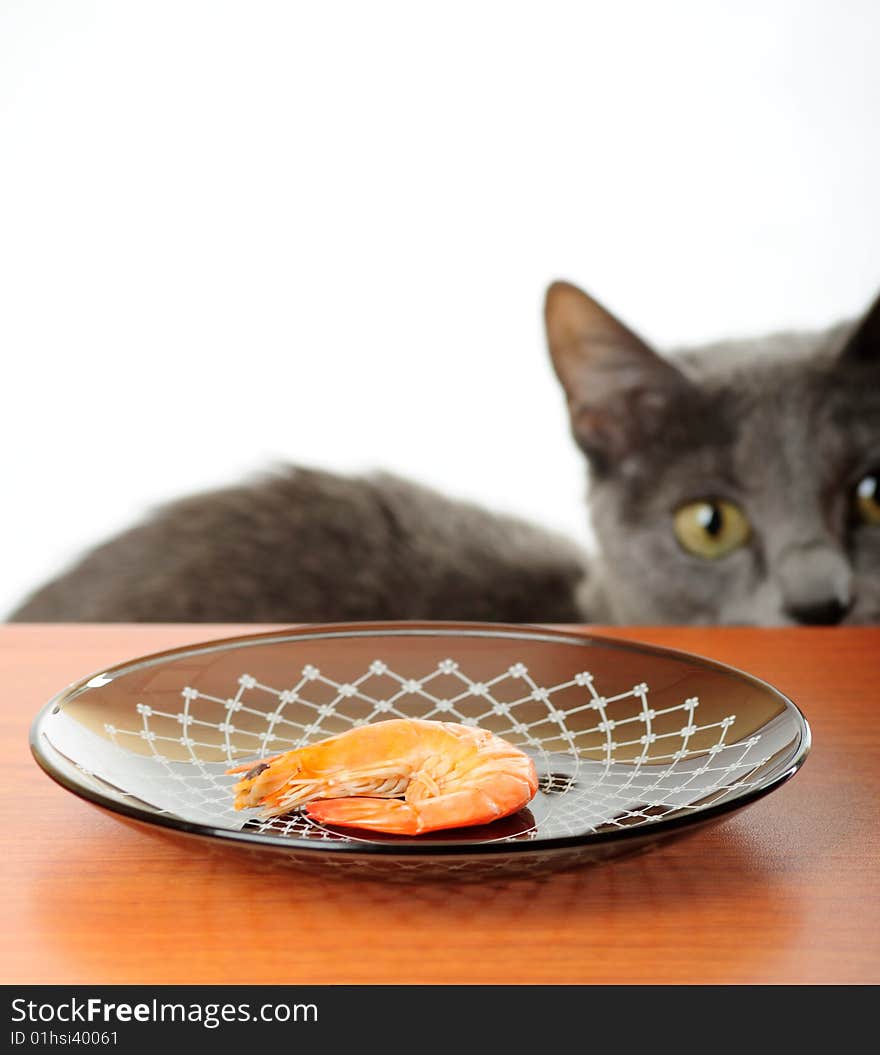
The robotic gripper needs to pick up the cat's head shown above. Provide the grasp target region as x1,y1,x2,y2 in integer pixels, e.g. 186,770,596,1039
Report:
545,281,880,625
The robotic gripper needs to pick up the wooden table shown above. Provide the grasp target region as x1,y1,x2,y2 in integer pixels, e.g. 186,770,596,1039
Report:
2,624,878,985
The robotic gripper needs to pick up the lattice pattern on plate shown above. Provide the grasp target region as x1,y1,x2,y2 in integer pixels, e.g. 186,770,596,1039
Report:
68,655,782,843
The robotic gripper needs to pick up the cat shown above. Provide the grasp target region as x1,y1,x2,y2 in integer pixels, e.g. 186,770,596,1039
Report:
9,280,880,625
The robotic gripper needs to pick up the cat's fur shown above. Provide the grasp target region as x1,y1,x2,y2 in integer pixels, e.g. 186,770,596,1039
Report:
9,468,590,623
10,282,880,625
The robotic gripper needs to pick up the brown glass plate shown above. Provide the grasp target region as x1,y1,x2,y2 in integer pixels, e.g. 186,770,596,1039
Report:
30,622,809,879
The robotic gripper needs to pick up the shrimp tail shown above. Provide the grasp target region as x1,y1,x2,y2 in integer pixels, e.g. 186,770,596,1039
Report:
306,797,424,835
306,775,535,835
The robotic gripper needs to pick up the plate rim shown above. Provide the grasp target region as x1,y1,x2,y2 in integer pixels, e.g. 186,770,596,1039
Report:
29,621,812,859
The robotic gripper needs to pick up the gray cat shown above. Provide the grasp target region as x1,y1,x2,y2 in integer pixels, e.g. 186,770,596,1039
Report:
10,281,880,625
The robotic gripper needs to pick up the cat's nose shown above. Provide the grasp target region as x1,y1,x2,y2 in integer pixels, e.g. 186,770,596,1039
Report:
785,597,851,626
777,542,853,626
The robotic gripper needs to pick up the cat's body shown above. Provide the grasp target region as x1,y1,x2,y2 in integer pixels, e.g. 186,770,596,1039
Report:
10,468,593,623
10,282,880,626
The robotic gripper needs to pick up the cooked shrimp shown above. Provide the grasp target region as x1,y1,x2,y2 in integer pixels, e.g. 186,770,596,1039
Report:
227,717,538,835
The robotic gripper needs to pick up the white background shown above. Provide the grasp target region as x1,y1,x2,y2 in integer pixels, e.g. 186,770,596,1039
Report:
2,0,879,617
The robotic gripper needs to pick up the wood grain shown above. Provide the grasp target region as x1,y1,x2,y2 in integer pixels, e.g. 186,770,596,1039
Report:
2,624,878,985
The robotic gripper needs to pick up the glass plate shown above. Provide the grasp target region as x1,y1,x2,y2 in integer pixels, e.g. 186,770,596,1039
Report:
30,622,810,879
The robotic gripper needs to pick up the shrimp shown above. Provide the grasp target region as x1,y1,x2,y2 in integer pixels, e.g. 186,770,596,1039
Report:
227,718,538,835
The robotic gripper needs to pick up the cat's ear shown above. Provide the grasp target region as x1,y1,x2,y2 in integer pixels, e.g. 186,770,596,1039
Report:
544,281,692,468
839,289,880,363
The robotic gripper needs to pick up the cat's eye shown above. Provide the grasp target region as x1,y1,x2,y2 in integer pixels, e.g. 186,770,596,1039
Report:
673,499,751,559
855,472,880,525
